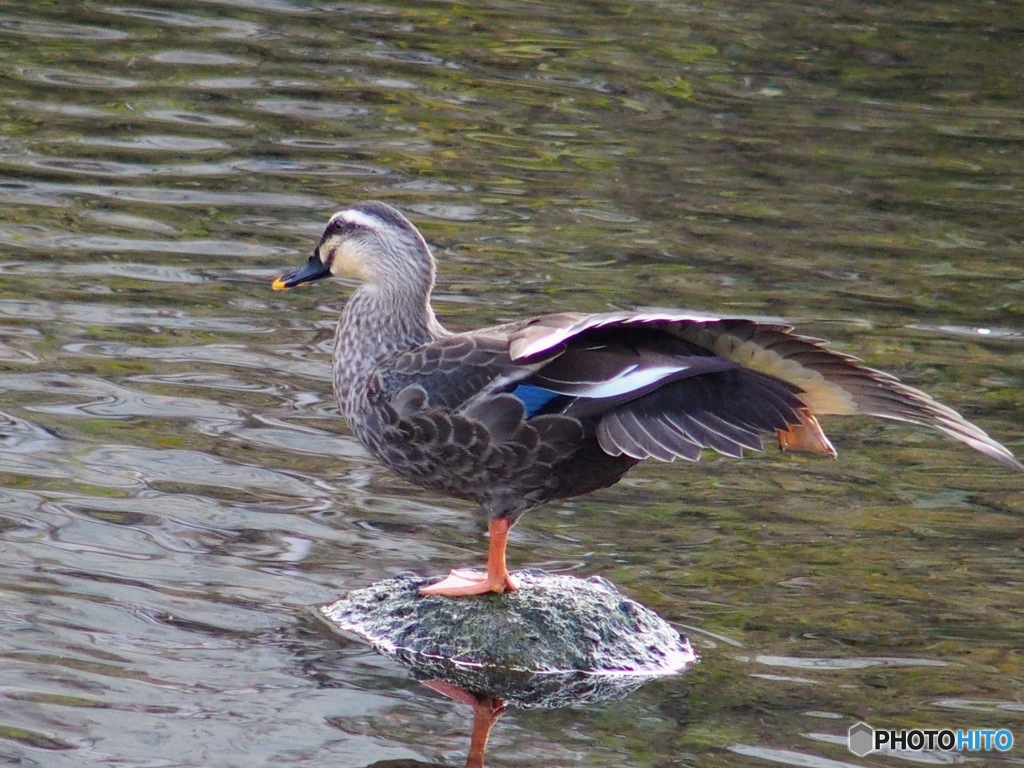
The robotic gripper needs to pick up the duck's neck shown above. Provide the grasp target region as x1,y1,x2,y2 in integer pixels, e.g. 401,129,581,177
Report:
333,281,446,415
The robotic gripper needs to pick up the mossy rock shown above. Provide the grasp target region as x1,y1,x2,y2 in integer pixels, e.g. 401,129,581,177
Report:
319,570,696,708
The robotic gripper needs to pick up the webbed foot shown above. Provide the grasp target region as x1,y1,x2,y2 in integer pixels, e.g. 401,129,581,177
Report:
419,567,519,597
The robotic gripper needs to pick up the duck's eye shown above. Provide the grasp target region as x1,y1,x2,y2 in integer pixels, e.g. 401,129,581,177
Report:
327,218,351,237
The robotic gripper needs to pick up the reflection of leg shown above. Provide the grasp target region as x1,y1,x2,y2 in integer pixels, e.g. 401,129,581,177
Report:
467,695,505,768
419,518,520,597
422,679,505,768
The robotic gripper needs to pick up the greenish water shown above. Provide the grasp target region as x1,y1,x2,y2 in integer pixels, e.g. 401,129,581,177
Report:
0,1,1022,766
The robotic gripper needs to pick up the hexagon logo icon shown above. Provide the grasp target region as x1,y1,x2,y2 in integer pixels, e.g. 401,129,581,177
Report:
848,722,875,756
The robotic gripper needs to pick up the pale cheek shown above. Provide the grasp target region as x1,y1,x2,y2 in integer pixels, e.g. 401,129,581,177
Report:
329,243,372,281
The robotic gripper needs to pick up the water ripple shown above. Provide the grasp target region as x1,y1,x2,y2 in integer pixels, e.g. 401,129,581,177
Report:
523,72,616,93
1,262,201,284
756,655,949,670
0,373,245,425
150,51,249,66
0,301,269,334
72,135,231,152
729,745,867,768
127,371,275,393
908,323,1023,342
103,7,263,35
66,342,331,381
234,158,392,177
190,77,313,91
12,67,140,90
931,698,1024,713
189,0,314,13
9,154,259,179
144,110,250,128
8,155,160,178
0,410,61,453
0,181,325,209
251,100,371,119
0,225,281,258
8,98,109,118
0,18,129,40
228,420,366,459
406,203,483,221
79,446,328,497
0,335,40,364
366,49,451,67
79,211,179,233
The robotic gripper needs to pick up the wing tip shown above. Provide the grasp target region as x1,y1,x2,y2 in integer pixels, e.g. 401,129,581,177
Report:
966,438,1024,472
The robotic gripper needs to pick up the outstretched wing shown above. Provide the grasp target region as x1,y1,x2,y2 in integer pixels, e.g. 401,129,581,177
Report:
508,311,1023,470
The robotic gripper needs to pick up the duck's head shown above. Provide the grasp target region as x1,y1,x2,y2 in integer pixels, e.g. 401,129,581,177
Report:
272,201,434,291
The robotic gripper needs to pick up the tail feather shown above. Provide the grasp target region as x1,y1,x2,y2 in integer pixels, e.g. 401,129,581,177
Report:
673,320,1022,471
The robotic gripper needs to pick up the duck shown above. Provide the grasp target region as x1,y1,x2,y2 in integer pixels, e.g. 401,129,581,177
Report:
272,201,1022,597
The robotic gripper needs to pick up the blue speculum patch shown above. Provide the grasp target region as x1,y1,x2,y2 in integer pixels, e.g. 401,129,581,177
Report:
510,383,563,417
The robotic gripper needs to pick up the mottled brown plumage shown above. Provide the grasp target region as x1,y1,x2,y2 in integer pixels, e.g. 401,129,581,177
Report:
272,201,1022,596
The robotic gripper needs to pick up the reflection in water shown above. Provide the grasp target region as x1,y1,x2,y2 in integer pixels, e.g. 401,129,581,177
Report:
323,572,695,767
420,681,505,768
404,669,665,768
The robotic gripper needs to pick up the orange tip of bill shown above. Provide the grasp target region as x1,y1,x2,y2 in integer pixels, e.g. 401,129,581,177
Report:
271,276,289,291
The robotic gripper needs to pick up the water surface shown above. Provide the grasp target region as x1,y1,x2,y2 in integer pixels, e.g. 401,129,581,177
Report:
0,1,1022,766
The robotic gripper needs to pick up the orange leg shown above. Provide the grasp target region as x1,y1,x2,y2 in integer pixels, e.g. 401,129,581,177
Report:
420,517,520,597
777,408,837,458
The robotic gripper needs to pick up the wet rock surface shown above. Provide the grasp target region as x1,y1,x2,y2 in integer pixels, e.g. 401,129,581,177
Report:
319,570,696,708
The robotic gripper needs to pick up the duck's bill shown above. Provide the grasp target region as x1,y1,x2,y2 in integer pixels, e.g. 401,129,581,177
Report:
271,254,331,291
